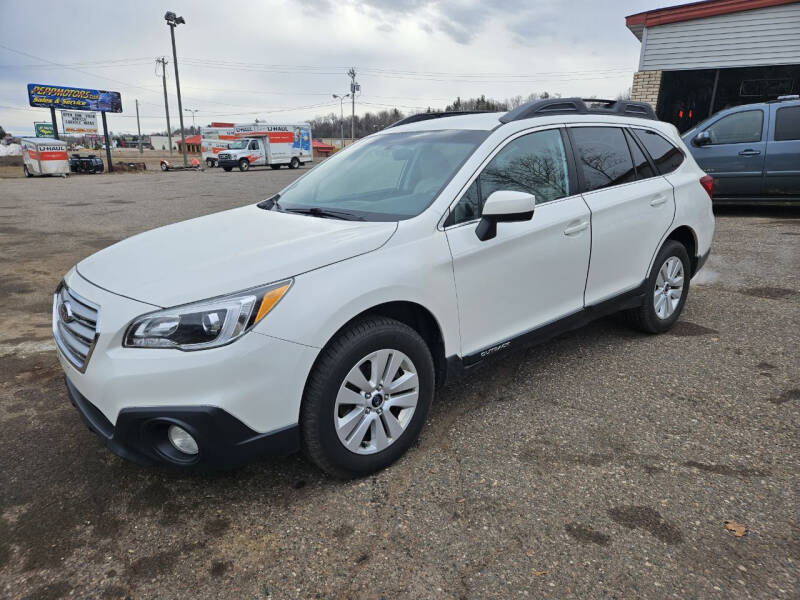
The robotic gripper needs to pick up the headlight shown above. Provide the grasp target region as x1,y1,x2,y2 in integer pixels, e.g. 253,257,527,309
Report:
124,280,292,350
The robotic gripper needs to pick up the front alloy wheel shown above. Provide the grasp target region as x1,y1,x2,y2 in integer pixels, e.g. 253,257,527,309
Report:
301,316,434,478
334,349,419,454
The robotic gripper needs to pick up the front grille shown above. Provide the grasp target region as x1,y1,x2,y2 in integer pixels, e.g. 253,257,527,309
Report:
53,282,100,372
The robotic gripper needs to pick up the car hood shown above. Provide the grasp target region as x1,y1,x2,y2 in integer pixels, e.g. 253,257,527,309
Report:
77,204,397,307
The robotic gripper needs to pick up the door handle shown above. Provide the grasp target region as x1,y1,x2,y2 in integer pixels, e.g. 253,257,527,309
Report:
649,195,668,207
738,149,761,156
563,221,589,236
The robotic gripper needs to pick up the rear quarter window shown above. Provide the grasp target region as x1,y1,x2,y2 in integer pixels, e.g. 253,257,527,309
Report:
631,129,684,175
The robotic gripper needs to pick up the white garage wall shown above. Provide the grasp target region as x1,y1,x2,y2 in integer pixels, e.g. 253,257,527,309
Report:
640,3,800,71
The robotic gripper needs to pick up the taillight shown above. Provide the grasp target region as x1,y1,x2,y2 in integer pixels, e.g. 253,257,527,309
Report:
699,175,714,199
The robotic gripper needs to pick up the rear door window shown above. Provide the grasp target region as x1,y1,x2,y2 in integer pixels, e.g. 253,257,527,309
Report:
774,106,800,141
631,129,684,175
570,127,636,192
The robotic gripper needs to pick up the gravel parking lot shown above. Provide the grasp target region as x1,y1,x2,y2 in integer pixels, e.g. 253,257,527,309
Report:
0,168,797,599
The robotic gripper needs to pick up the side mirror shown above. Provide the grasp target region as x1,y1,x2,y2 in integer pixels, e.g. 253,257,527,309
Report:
693,131,711,147
475,191,535,241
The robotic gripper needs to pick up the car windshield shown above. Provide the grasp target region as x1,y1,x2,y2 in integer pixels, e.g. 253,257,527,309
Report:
271,129,488,221
227,140,249,149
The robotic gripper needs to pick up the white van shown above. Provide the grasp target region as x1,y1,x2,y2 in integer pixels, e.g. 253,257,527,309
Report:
217,124,312,171
22,137,70,177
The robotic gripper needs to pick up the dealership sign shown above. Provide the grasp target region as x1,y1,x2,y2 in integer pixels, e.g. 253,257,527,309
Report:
27,84,122,113
62,110,98,134
34,122,54,137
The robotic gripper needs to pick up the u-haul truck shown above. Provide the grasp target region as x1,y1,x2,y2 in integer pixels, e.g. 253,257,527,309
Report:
216,124,312,172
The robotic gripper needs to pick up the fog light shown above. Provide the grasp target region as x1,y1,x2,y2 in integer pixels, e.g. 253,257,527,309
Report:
167,425,199,455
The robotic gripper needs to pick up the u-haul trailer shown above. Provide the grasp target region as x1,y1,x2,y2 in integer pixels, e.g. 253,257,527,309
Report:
21,137,70,177
216,124,312,172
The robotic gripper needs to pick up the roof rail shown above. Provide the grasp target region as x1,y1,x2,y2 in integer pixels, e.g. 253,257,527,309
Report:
387,110,491,129
499,97,657,123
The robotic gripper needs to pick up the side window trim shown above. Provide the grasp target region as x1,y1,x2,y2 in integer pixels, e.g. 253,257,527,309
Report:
623,127,657,180
441,125,573,230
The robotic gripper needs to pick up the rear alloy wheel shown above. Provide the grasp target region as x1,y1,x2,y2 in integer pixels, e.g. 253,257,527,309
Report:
301,317,434,478
289,157,300,169
625,240,690,334
238,159,250,172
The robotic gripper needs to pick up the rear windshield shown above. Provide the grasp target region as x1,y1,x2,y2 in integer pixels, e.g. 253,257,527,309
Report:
274,130,488,221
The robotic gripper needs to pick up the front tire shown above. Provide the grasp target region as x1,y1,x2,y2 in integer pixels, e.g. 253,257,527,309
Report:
23,165,32,177
301,317,435,478
625,240,690,334
238,159,250,172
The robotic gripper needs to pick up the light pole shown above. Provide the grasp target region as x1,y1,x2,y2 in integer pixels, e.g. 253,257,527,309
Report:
184,108,198,132
332,93,350,149
165,11,188,167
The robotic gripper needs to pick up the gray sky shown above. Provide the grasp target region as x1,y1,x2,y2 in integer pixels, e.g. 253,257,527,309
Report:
0,0,669,136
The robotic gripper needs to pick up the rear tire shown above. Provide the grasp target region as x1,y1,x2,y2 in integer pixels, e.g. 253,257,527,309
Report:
301,317,435,478
289,157,300,169
238,159,250,172
160,162,169,172
206,158,215,168
625,240,690,334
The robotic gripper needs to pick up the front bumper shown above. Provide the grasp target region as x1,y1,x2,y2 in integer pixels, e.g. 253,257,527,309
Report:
66,378,299,466
56,270,319,466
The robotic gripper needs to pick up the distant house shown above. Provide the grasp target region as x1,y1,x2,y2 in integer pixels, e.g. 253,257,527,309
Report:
627,0,800,131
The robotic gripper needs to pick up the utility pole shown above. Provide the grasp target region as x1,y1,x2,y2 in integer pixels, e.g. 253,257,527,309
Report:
157,57,173,155
348,67,359,143
135,99,143,154
165,11,188,167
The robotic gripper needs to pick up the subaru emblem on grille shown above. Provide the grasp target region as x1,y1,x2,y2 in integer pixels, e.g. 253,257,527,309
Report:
59,300,75,323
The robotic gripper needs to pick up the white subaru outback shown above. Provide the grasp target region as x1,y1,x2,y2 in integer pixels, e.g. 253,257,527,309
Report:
54,98,714,477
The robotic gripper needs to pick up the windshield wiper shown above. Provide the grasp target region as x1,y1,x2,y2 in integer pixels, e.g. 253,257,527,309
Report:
283,207,365,221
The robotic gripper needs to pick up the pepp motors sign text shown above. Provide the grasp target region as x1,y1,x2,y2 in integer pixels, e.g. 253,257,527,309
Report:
27,84,122,113
62,110,98,135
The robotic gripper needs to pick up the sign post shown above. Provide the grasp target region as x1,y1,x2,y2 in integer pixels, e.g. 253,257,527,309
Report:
49,107,59,139
101,112,113,173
